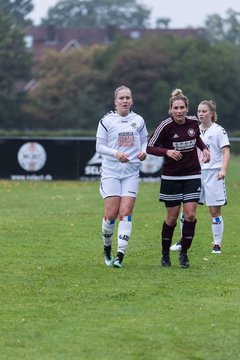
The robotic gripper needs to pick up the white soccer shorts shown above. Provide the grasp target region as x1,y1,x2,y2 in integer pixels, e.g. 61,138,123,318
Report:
100,174,139,199
199,169,227,206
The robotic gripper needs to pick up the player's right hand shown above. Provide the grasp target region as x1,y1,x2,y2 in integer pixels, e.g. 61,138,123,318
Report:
116,151,129,163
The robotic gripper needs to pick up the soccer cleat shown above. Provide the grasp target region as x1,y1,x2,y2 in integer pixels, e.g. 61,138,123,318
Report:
113,257,122,268
104,245,114,266
113,252,124,268
179,252,190,268
212,244,221,254
170,240,182,252
104,254,115,266
161,254,171,267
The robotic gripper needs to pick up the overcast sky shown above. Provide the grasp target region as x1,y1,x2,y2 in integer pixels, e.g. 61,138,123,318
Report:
29,0,240,28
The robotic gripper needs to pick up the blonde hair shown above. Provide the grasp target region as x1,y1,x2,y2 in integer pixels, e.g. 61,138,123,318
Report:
169,88,189,114
114,85,132,99
199,100,217,122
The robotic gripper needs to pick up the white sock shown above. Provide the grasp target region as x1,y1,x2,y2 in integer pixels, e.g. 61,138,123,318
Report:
117,215,132,255
211,216,224,246
102,218,115,247
180,212,184,237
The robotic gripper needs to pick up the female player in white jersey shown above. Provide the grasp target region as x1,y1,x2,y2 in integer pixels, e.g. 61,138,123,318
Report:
198,100,230,253
171,100,230,254
96,86,148,268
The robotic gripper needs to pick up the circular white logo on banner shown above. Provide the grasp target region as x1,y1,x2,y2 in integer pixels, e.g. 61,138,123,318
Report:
17,142,47,172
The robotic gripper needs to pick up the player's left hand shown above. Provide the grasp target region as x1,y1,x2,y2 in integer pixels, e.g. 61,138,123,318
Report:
202,149,211,163
217,170,226,180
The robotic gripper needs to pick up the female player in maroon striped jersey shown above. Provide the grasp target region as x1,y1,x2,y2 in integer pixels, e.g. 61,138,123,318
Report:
147,89,210,268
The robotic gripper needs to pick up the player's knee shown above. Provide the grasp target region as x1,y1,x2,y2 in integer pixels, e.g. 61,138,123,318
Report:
184,213,196,222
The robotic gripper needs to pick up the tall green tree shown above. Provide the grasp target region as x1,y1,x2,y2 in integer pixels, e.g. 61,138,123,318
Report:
155,17,171,29
205,8,240,44
0,0,33,26
23,35,240,132
101,35,240,131
23,45,107,130
41,0,151,28
0,11,32,128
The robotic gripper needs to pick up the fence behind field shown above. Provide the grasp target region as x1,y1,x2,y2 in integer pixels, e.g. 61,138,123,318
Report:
0,137,238,181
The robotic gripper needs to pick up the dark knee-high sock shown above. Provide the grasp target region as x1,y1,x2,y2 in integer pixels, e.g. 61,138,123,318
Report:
181,219,197,253
161,221,176,254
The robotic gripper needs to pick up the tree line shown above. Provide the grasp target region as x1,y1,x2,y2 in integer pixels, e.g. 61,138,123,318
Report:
0,0,240,133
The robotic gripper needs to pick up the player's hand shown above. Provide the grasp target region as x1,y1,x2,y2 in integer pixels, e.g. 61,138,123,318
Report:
217,170,226,180
116,151,129,163
202,149,211,163
166,150,182,161
137,152,147,161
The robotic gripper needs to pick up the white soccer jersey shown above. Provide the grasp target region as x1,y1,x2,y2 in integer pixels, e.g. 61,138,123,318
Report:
96,111,148,166
199,123,230,170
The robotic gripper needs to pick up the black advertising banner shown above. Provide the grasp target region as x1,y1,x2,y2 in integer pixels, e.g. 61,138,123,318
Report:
78,139,102,180
0,137,163,181
0,138,78,180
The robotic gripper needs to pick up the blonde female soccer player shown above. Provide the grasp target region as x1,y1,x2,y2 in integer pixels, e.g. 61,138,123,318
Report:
147,89,210,268
171,100,230,254
198,100,230,253
96,86,148,268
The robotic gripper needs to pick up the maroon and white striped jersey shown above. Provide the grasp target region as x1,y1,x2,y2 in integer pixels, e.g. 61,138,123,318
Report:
147,116,208,179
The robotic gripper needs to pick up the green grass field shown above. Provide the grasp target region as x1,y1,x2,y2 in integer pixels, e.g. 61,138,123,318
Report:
1,157,239,360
